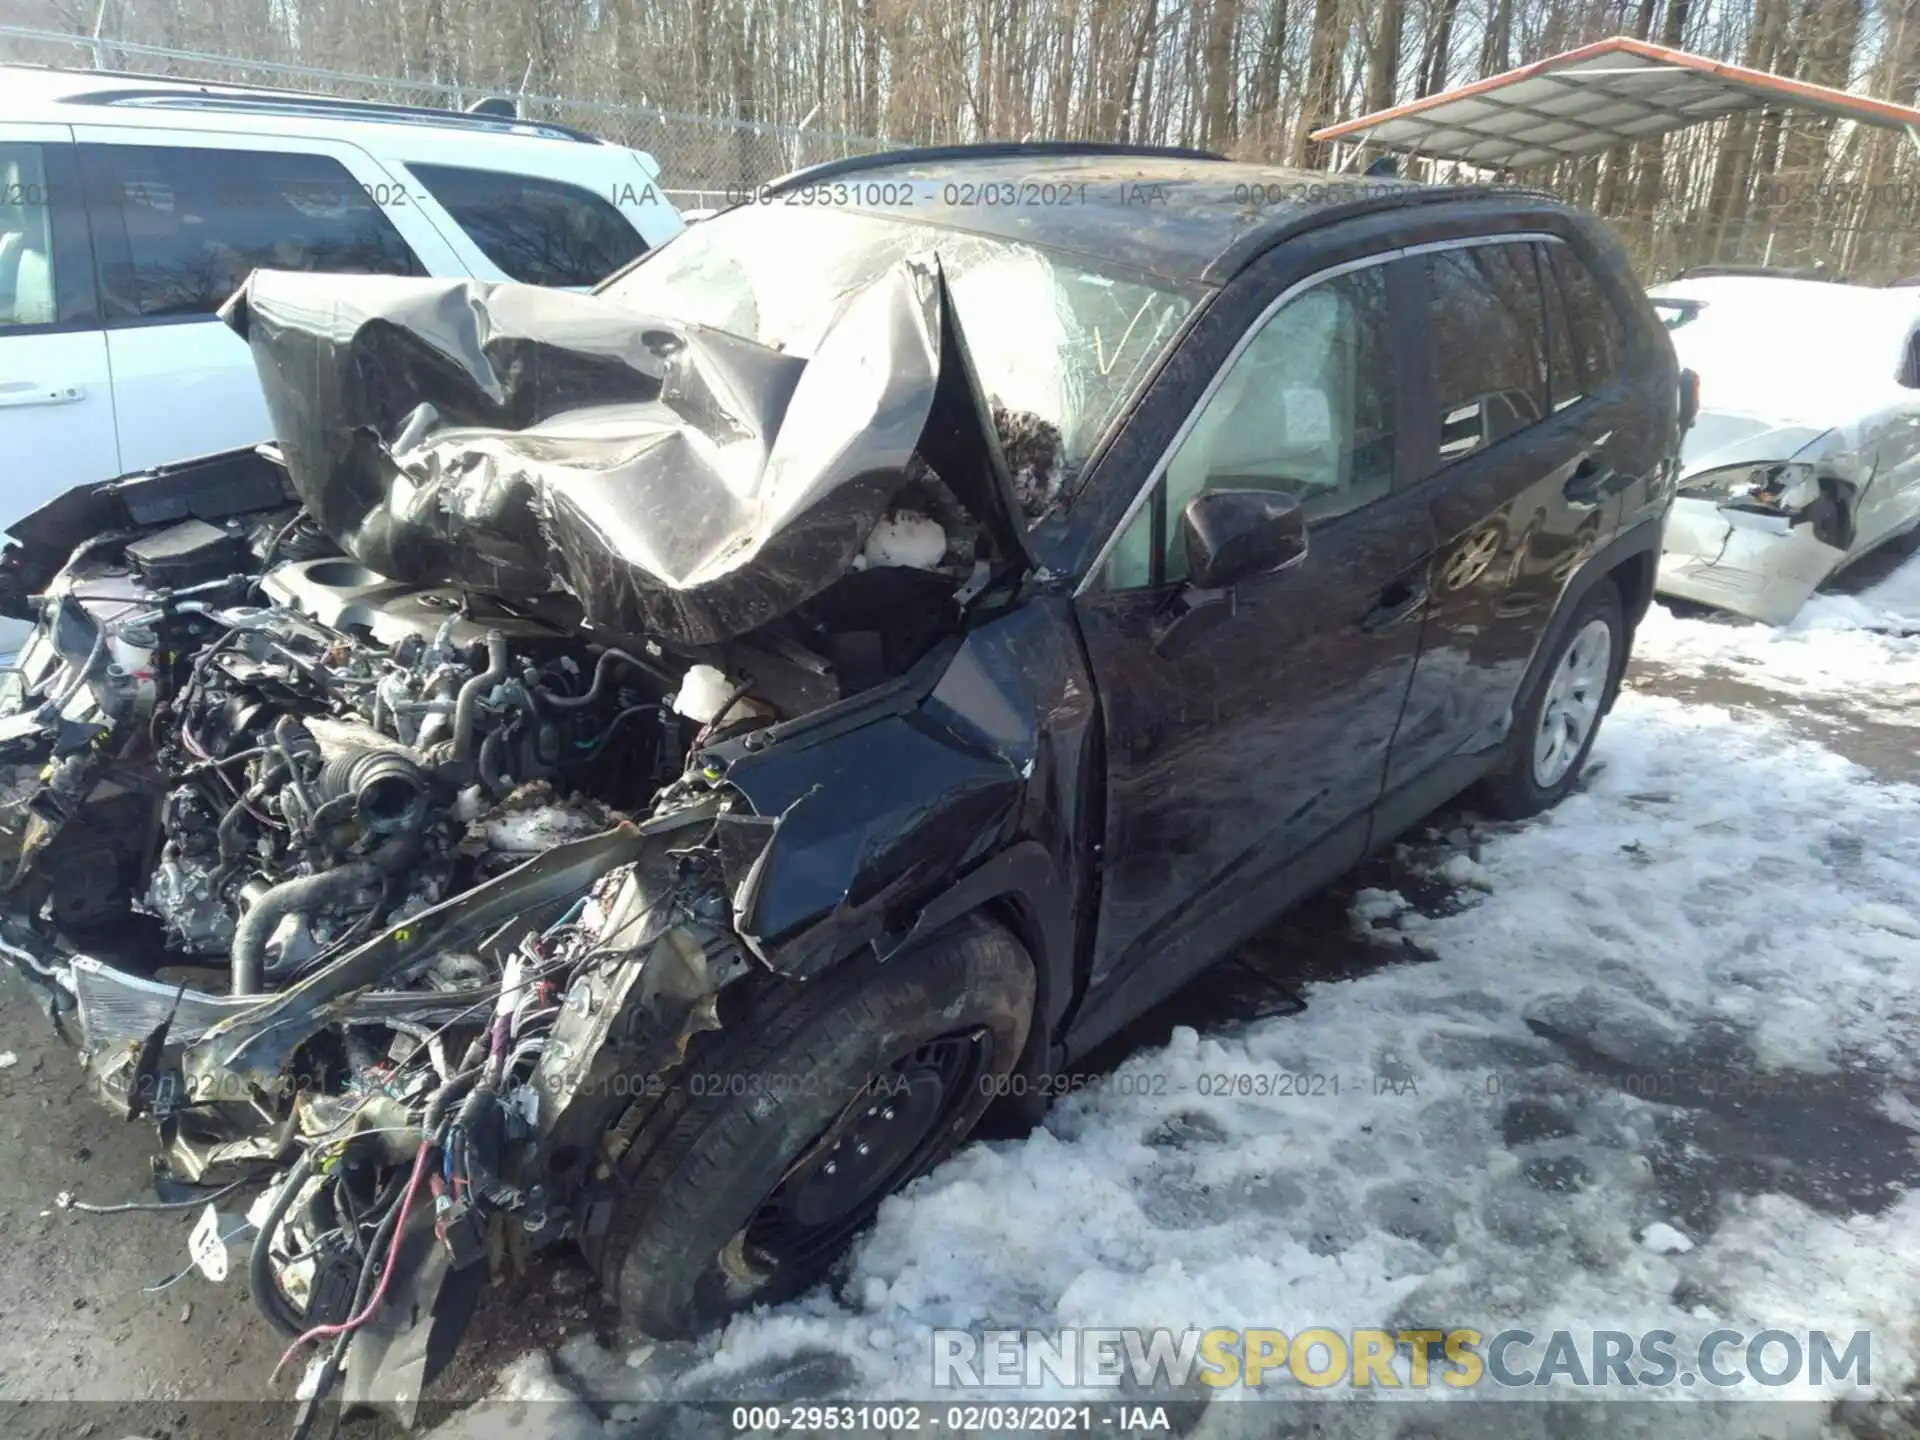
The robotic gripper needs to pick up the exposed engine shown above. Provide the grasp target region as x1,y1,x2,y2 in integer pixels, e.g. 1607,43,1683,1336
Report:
144,596,670,994
0,470,803,1015
0,442,984,1018
0,248,1035,1424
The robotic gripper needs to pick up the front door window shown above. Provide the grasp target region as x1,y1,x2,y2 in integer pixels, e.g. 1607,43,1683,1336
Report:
1104,266,1397,589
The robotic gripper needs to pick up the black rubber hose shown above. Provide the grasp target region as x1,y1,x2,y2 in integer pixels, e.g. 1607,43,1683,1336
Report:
332,1172,365,1258
452,1088,526,1211
273,716,318,822
424,1067,485,1132
234,864,376,995
533,646,671,711
580,704,662,765
234,835,423,994
450,632,508,764
34,623,106,725
477,730,510,799
303,793,356,836
216,757,287,862
249,1150,317,1339
295,1159,411,1432
316,748,432,837
215,792,257,864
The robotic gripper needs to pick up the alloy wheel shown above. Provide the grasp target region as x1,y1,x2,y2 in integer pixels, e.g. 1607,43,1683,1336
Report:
1531,616,1614,789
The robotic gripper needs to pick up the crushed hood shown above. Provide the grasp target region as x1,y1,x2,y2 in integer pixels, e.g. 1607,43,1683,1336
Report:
220,262,1033,646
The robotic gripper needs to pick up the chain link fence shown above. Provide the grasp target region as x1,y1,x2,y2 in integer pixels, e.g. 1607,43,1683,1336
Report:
0,24,890,203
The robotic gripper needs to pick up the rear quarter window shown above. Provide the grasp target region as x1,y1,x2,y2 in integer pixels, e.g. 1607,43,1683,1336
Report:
1543,243,1627,402
409,163,646,286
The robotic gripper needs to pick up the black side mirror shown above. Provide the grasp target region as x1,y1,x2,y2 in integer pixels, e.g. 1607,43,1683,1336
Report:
1181,488,1308,591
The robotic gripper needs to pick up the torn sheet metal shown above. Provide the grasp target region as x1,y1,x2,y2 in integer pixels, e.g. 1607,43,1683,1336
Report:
221,262,1026,646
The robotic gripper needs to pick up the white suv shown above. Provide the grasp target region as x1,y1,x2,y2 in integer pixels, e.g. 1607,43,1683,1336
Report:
1,65,684,530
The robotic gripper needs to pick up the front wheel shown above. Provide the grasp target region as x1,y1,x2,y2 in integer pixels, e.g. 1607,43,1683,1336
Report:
1475,581,1625,819
592,913,1034,1338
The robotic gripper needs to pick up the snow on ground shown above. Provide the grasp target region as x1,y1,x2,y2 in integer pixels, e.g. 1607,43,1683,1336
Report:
433,682,1920,1437
1635,548,1920,723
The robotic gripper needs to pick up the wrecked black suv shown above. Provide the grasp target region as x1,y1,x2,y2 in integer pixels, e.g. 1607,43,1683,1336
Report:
0,145,1679,1407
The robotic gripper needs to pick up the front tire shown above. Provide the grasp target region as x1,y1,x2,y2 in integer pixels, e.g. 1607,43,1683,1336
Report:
592,913,1034,1338
1475,581,1625,819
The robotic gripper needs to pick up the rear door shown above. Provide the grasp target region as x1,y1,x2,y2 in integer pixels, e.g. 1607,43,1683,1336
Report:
72,132,456,473
0,123,119,531
1067,253,1435,1046
1382,234,1631,810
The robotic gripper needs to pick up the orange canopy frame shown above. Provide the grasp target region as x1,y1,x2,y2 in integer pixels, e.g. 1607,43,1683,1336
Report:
1311,36,1920,172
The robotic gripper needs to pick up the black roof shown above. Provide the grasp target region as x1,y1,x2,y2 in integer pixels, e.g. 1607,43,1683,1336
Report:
765,141,1231,189
755,148,1539,285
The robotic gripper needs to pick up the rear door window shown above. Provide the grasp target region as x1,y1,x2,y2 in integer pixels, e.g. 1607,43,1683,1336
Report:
409,163,646,286
1542,242,1626,405
82,144,423,320
1424,242,1549,465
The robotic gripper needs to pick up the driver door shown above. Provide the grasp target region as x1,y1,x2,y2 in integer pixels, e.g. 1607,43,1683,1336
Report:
1067,255,1436,1050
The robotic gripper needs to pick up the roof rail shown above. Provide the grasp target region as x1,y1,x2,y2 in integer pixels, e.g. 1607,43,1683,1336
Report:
1670,262,1839,283
762,141,1227,195
64,84,600,144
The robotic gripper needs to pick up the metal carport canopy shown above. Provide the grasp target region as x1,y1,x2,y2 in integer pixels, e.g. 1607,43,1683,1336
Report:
1310,35,1920,171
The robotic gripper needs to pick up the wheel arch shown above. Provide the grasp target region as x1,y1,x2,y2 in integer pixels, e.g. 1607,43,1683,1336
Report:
1517,514,1662,717
873,839,1075,1082
1606,543,1658,634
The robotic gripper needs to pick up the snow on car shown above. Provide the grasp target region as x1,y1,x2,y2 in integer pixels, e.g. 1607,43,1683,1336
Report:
1650,272,1920,626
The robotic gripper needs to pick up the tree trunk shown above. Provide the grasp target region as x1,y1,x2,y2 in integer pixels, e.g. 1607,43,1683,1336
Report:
1199,0,1235,148
1478,0,1512,76
1292,0,1343,166
1419,0,1459,97
1363,0,1403,115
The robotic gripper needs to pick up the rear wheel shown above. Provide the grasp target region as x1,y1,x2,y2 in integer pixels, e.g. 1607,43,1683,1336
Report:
593,913,1033,1338
1475,581,1625,819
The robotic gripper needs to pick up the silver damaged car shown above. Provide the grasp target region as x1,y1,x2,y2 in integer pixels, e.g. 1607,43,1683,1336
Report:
1652,272,1920,625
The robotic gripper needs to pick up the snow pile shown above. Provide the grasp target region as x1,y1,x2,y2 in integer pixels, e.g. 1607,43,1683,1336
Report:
444,691,1920,1431
1635,548,1920,722
427,1352,601,1440
860,511,947,570
1638,1222,1695,1256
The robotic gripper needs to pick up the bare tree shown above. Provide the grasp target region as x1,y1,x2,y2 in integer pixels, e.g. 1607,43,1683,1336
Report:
12,0,1914,276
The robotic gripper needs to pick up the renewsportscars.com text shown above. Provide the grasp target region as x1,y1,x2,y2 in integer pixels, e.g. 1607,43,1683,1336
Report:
931,1327,1872,1391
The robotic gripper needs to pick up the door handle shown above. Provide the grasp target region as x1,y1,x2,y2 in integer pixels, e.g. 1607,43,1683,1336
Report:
0,383,86,409
1563,453,1607,504
1360,577,1428,633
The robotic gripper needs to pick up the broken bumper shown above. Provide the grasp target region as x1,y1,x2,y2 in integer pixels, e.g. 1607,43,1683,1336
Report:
1655,497,1845,626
